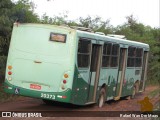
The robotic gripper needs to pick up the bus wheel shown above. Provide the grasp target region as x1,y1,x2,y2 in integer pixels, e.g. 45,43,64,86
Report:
98,88,106,108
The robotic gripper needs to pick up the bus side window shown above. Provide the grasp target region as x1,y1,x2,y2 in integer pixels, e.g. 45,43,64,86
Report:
135,48,143,67
78,39,91,68
127,46,136,67
102,43,112,67
111,44,119,67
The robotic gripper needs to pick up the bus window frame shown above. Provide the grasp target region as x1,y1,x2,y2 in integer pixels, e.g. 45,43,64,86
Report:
127,46,136,67
102,42,120,68
127,46,143,68
110,44,120,67
102,42,112,68
135,48,143,67
77,38,92,68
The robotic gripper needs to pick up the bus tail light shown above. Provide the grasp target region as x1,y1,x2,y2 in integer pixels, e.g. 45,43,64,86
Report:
8,71,12,75
8,66,12,70
8,77,12,81
61,85,65,90
63,80,67,84
60,73,69,90
7,66,13,80
64,74,69,78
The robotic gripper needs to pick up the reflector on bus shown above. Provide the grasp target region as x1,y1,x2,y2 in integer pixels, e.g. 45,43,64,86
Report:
50,32,66,43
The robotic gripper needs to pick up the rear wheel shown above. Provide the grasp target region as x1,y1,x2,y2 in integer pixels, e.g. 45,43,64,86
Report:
98,88,106,108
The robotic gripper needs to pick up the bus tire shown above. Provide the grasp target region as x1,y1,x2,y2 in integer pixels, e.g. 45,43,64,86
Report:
98,88,106,108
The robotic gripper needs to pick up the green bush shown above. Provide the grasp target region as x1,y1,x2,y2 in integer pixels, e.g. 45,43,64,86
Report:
0,56,7,83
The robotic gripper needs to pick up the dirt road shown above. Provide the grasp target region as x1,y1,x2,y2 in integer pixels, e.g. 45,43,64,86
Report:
0,85,159,118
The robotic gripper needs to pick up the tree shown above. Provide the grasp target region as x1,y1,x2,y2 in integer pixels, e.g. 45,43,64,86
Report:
11,0,39,23
0,0,14,55
115,15,160,85
41,12,69,25
78,16,112,34
0,0,39,56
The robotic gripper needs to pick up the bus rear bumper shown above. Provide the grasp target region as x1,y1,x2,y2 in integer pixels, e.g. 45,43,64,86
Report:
3,80,72,103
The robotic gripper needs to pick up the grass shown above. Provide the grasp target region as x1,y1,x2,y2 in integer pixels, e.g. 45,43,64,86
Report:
146,79,160,86
0,83,19,103
148,88,160,98
147,86,160,111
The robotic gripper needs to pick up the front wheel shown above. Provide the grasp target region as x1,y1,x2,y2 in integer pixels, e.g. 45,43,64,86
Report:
98,88,106,108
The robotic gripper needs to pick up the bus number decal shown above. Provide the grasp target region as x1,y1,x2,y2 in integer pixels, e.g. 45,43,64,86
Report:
41,93,55,99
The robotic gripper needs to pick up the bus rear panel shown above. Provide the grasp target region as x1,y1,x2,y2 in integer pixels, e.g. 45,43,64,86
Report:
4,24,76,103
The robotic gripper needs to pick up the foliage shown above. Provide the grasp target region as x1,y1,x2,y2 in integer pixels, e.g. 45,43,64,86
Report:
115,15,160,85
41,13,114,35
148,87,160,111
78,16,114,34
11,0,38,23
0,0,13,56
0,56,7,82
0,0,39,56
41,12,68,25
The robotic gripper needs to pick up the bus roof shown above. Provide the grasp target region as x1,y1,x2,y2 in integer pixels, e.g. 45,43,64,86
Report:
15,23,149,49
76,30,149,49
14,23,73,31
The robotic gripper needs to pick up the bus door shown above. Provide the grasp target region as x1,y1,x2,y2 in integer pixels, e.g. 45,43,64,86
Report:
139,51,148,92
87,44,102,102
114,48,127,100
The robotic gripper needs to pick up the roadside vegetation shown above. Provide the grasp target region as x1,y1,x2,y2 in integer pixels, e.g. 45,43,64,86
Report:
0,0,159,104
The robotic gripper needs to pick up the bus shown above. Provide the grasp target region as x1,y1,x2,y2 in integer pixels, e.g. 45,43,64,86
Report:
4,23,149,107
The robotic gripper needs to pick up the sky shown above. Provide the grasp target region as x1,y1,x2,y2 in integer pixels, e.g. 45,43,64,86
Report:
14,0,160,27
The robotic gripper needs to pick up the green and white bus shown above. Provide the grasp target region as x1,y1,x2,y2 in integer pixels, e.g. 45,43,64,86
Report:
4,23,149,107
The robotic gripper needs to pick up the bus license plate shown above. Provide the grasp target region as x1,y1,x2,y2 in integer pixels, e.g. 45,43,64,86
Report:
30,84,41,90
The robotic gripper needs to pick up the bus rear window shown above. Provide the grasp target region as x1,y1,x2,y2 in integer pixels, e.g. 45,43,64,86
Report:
50,32,66,43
